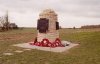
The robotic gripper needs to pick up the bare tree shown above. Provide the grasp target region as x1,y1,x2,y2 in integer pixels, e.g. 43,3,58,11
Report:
4,11,10,30
0,11,10,31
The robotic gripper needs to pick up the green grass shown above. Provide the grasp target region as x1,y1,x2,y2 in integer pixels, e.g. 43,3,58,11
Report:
0,28,100,64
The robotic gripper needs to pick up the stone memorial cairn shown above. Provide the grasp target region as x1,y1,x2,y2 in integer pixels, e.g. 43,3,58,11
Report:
30,9,64,47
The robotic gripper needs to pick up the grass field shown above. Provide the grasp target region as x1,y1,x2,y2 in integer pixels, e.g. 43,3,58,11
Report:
0,28,100,64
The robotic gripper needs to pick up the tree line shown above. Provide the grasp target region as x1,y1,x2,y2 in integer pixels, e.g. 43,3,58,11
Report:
81,25,100,29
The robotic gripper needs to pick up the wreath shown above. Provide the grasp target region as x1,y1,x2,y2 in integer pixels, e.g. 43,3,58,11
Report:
41,39,50,47
29,38,64,47
54,38,61,46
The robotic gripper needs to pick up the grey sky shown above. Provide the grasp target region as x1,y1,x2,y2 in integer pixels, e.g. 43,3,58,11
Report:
0,0,100,28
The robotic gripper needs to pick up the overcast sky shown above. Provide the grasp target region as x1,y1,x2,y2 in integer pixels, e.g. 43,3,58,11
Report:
0,0,100,28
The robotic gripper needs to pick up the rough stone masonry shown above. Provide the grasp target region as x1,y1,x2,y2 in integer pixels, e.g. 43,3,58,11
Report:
37,9,59,42
30,9,62,47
